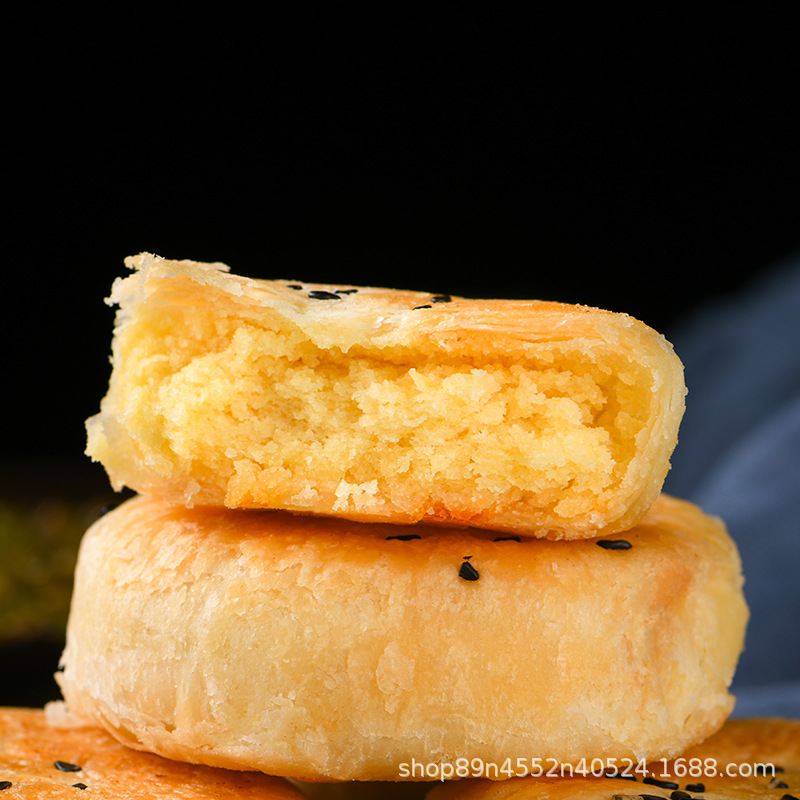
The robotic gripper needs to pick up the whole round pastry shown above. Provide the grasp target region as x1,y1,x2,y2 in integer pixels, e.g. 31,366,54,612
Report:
425,718,800,800
0,705,305,799
57,494,747,781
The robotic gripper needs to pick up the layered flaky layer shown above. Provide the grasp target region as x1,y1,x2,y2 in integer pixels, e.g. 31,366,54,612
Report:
85,253,686,539
58,494,747,781
0,705,304,799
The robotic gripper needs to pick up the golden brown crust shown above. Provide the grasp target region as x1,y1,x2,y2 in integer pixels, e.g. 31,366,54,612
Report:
57,494,746,781
0,705,305,798
424,718,800,800
84,253,686,539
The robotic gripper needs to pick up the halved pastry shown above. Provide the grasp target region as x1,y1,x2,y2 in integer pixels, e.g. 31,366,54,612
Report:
86,253,686,538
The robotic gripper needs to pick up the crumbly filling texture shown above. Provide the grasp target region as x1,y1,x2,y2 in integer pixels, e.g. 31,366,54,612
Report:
109,301,651,519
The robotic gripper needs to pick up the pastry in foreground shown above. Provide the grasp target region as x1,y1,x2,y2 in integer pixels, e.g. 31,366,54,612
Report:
85,253,686,539
425,717,800,799
57,493,747,781
0,705,305,799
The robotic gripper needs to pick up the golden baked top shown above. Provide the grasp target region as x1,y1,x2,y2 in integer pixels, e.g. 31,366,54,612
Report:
425,718,800,800
0,705,305,798
86,253,686,538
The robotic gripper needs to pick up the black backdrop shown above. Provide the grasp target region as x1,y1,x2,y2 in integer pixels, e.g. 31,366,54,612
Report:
3,5,800,711
6,7,799,463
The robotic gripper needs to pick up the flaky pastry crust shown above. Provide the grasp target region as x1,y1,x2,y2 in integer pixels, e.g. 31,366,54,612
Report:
85,253,686,538
0,705,304,798
57,494,746,781
425,718,800,800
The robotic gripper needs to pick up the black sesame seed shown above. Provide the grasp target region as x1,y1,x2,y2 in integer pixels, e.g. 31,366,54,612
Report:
287,284,303,290
775,766,786,773
431,294,451,303
413,304,432,310
308,290,341,300
643,776,679,790
72,783,88,790
55,761,82,772
684,783,705,793
770,778,790,789
596,539,633,550
0,782,11,791
493,536,521,542
459,561,480,581
386,534,422,541
670,791,693,800
779,794,799,800
337,288,358,294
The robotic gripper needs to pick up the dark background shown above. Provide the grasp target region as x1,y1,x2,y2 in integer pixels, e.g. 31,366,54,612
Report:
6,7,799,464
3,9,799,706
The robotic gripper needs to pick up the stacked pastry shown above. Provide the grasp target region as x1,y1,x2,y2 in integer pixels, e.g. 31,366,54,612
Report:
55,253,749,784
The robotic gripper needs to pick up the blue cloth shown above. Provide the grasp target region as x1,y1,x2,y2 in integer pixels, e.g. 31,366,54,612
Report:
663,253,800,717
